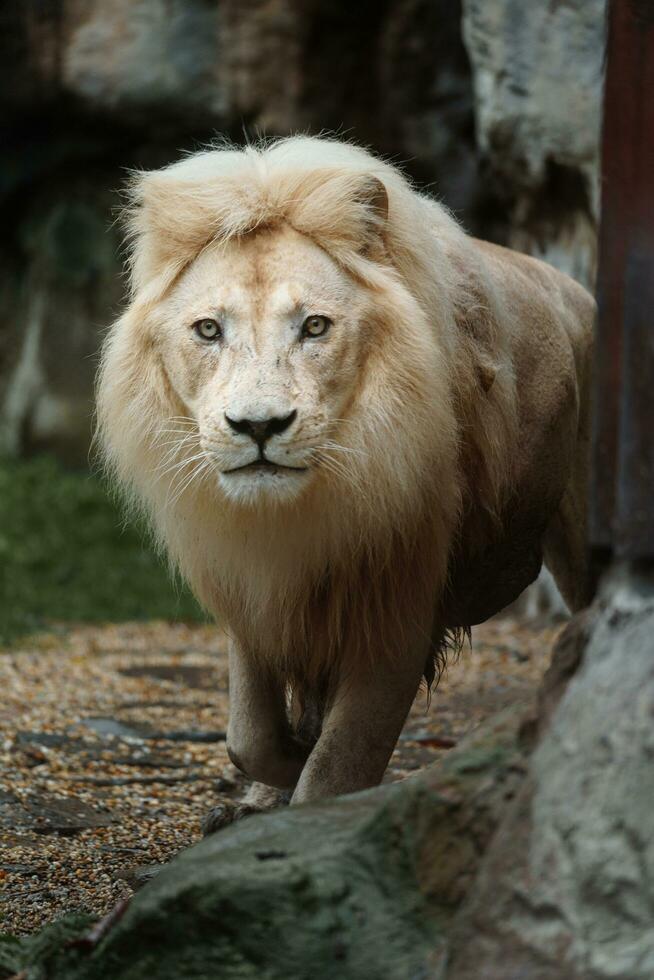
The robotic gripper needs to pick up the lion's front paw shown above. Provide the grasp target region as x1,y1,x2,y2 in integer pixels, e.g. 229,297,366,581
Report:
201,800,257,837
201,782,291,836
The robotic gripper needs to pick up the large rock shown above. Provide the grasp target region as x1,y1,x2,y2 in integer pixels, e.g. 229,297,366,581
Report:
462,0,606,286
0,704,532,979
442,566,654,979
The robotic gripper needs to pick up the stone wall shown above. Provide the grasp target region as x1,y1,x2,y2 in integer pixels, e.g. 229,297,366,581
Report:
0,1,605,463
462,0,606,288
0,0,478,462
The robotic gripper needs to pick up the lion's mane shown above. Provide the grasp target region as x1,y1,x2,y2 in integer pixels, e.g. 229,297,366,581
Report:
96,137,519,689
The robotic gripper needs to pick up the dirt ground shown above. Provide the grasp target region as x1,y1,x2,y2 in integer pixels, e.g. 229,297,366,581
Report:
0,616,562,935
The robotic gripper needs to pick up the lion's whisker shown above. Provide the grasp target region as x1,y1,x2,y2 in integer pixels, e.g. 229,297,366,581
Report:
315,442,368,460
162,455,211,511
156,440,201,460
310,450,358,489
156,430,199,441
157,451,209,483
167,454,215,509
154,435,199,457
156,432,199,448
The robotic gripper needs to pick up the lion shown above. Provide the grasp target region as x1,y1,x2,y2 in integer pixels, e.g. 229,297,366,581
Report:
96,136,594,830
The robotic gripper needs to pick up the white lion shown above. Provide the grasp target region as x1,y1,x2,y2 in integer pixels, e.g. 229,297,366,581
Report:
96,136,594,826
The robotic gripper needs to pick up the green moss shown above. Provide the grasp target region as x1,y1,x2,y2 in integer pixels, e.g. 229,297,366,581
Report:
0,455,205,644
0,915,94,980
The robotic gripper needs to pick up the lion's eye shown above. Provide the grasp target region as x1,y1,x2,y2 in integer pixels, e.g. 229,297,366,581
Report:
193,318,222,341
302,315,332,339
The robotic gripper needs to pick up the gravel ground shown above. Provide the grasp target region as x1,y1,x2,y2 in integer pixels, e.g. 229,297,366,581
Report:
0,616,562,935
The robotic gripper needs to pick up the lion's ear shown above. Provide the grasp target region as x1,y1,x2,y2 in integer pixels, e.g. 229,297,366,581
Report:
354,175,389,254
290,169,389,261
356,175,389,223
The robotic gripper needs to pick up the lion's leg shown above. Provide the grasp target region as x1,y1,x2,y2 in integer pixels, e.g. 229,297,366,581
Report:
543,486,589,613
543,354,592,613
290,642,427,805
202,642,310,835
225,641,310,789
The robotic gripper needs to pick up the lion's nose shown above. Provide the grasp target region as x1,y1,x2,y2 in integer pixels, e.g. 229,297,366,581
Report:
225,410,297,447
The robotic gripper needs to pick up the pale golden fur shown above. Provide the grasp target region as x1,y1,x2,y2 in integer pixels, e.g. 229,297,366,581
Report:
96,135,593,710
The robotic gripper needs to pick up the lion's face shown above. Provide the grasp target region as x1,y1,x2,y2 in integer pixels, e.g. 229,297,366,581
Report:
155,225,372,505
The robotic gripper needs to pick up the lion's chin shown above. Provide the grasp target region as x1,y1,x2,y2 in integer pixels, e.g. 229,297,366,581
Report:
217,466,311,507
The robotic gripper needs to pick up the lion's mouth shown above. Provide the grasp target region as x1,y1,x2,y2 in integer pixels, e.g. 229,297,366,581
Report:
223,457,308,475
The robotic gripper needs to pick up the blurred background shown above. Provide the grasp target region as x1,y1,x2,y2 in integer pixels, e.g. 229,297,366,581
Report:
0,0,606,641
